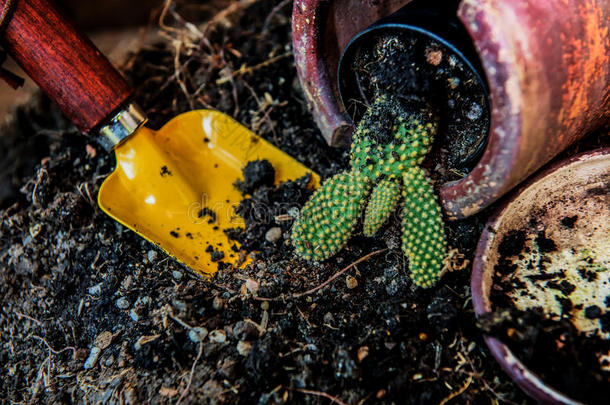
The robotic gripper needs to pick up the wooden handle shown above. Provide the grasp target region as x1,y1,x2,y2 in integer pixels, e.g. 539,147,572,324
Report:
0,0,133,133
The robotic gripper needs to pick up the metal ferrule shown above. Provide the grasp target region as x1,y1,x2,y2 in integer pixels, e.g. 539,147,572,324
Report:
97,103,148,151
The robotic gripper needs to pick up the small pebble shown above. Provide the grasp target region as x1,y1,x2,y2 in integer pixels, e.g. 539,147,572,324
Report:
346,275,358,289
188,327,209,343
104,355,114,367
237,341,251,356
88,283,103,296
265,227,282,243
209,329,227,343
147,250,158,262
116,297,130,310
323,312,335,324
129,309,140,322
212,296,225,311
260,301,269,311
83,347,101,369
172,270,183,280
233,321,259,341
245,278,260,295
94,331,113,349
466,103,483,120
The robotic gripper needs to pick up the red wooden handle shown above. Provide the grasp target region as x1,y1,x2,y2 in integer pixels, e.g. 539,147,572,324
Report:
0,0,133,133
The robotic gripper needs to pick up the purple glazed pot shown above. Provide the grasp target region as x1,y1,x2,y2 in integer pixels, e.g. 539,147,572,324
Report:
292,0,610,220
472,148,610,404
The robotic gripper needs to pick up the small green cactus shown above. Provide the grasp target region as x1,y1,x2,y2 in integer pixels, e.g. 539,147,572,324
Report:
292,96,447,288
401,167,446,288
363,178,400,237
292,170,370,261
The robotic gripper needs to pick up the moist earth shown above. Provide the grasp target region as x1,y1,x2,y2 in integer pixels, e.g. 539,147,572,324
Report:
0,1,607,404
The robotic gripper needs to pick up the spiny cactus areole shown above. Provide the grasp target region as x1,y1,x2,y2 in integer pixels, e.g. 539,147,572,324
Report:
291,96,447,288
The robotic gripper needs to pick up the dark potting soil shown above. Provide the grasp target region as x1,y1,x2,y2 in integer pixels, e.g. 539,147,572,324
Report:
479,308,610,405
0,99,516,403
225,172,312,256
233,159,276,195
2,0,604,403
561,215,578,229
488,229,610,404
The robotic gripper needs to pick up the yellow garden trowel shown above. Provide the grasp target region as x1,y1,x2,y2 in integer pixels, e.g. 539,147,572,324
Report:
0,0,318,274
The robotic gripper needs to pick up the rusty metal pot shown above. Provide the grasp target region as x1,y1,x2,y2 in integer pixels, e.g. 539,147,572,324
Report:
292,0,610,220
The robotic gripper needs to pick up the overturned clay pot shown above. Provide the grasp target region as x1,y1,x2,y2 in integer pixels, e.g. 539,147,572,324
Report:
472,148,610,404
292,0,610,219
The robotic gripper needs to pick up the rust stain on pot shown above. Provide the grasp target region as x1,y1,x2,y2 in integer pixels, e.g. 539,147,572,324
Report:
445,0,610,219
559,0,610,132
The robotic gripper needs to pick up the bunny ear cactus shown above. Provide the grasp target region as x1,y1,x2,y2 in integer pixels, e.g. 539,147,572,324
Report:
363,178,400,237
291,170,370,261
291,96,447,288
401,167,446,287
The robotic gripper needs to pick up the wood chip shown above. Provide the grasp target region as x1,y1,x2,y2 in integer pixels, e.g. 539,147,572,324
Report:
159,387,179,397
94,331,113,349
346,275,358,289
357,346,369,362
245,278,260,295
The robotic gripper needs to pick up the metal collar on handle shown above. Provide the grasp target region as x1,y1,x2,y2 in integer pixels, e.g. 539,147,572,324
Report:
97,103,148,151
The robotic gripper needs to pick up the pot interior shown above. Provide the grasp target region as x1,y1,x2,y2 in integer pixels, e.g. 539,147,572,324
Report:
487,157,610,338
474,149,610,403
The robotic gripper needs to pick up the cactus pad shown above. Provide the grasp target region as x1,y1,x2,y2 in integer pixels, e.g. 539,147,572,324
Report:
401,167,447,288
363,178,400,237
291,170,371,261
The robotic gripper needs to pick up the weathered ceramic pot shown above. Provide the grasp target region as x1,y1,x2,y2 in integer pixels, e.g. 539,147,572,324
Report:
292,0,610,220
472,148,610,404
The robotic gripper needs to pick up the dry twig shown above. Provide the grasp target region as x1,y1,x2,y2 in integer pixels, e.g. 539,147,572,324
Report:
199,0,263,38
438,375,473,405
176,342,203,405
257,249,388,301
262,0,292,33
216,52,291,85
294,388,350,405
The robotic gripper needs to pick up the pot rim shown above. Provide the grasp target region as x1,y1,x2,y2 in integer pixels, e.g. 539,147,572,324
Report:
471,147,610,405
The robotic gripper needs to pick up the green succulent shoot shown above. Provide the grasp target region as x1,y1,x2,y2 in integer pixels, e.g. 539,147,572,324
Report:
292,96,447,288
